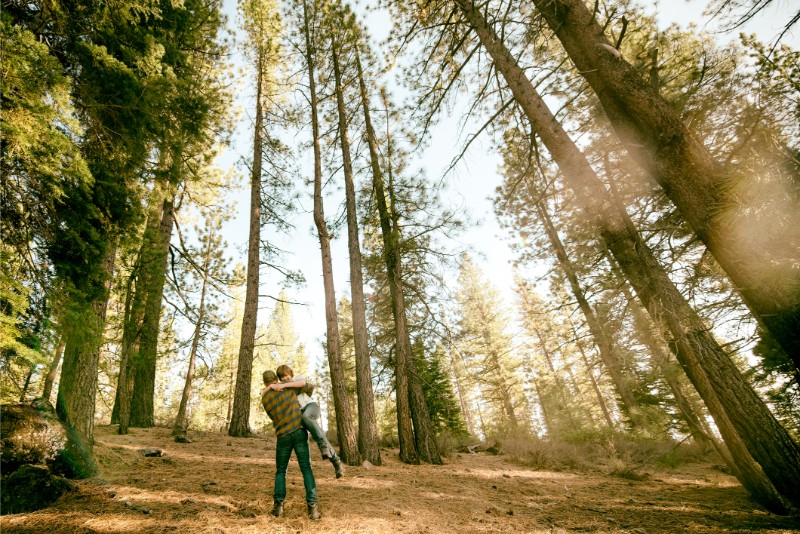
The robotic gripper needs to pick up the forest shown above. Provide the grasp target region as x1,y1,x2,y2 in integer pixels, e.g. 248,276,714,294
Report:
2,0,800,530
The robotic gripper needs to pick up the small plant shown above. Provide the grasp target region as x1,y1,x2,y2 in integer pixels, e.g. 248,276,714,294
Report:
610,466,650,481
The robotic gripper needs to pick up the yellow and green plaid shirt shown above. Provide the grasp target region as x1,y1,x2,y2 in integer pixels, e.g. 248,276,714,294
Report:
261,387,303,438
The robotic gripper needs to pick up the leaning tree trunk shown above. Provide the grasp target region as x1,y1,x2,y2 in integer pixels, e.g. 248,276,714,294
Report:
531,0,800,373
302,0,359,462
173,244,210,442
334,41,381,466
571,334,615,429
229,57,265,438
531,327,576,429
130,194,175,428
620,279,719,452
533,195,644,426
456,0,798,512
56,243,116,449
41,338,64,403
356,49,418,464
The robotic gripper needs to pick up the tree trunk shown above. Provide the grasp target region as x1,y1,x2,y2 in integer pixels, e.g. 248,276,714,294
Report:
357,49,418,464
531,327,576,429
229,57,264,438
130,194,175,427
41,339,64,403
449,348,476,436
301,0,359,462
533,196,644,426
572,336,615,430
533,379,552,435
405,331,442,464
113,198,162,429
334,41,381,466
173,246,210,441
457,0,798,511
19,364,35,402
531,0,800,373
56,243,116,447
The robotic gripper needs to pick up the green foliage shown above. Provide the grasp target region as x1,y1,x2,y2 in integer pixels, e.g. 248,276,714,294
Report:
415,341,468,437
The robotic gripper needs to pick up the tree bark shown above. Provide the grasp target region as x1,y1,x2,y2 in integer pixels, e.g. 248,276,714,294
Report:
457,0,798,511
334,40,381,466
130,194,175,427
113,198,161,429
41,339,64,403
56,243,116,447
531,0,800,373
302,0,359,462
229,56,264,438
356,49,418,464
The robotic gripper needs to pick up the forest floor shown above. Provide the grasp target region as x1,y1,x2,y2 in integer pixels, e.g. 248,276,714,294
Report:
2,425,800,533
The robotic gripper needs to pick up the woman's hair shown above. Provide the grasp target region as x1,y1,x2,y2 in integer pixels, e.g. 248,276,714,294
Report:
276,364,294,380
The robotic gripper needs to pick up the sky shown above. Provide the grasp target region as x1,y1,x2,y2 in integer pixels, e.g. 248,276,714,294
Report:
213,0,799,372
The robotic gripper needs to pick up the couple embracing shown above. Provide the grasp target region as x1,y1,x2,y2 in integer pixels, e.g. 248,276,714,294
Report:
260,364,344,520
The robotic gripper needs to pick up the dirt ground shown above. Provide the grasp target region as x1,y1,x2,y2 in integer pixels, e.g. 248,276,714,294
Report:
2,425,799,533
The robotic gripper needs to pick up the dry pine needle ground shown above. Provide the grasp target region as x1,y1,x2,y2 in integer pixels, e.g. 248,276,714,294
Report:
2,426,799,533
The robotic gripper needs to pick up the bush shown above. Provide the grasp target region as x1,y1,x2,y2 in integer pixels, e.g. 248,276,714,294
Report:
435,430,473,458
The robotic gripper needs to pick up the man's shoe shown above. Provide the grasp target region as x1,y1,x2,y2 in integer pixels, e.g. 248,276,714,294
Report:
307,502,321,520
271,501,284,517
332,456,344,478
321,446,332,460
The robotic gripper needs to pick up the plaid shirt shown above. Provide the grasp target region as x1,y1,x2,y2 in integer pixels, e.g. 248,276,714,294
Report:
261,387,303,438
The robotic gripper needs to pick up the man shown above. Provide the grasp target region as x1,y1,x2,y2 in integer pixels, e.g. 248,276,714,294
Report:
272,364,344,478
261,370,321,520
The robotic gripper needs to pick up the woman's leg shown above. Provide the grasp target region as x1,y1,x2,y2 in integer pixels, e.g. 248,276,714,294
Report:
301,402,334,458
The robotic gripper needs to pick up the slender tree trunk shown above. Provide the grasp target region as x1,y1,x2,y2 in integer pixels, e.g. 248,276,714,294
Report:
531,0,800,372
130,194,175,427
533,379,553,435
229,58,264,438
456,0,798,511
19,364,35,401
531,327,576,429
621,281,717,450
356,49,418,464
302,0,359,462
116,270,140,435
479,322,519,430
173,246,210,442
449,348,476,436
332,41,381,466
533,196,644,426
559,345,596,427
56,243,116,455
42,338,64,403
572,336,615,430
